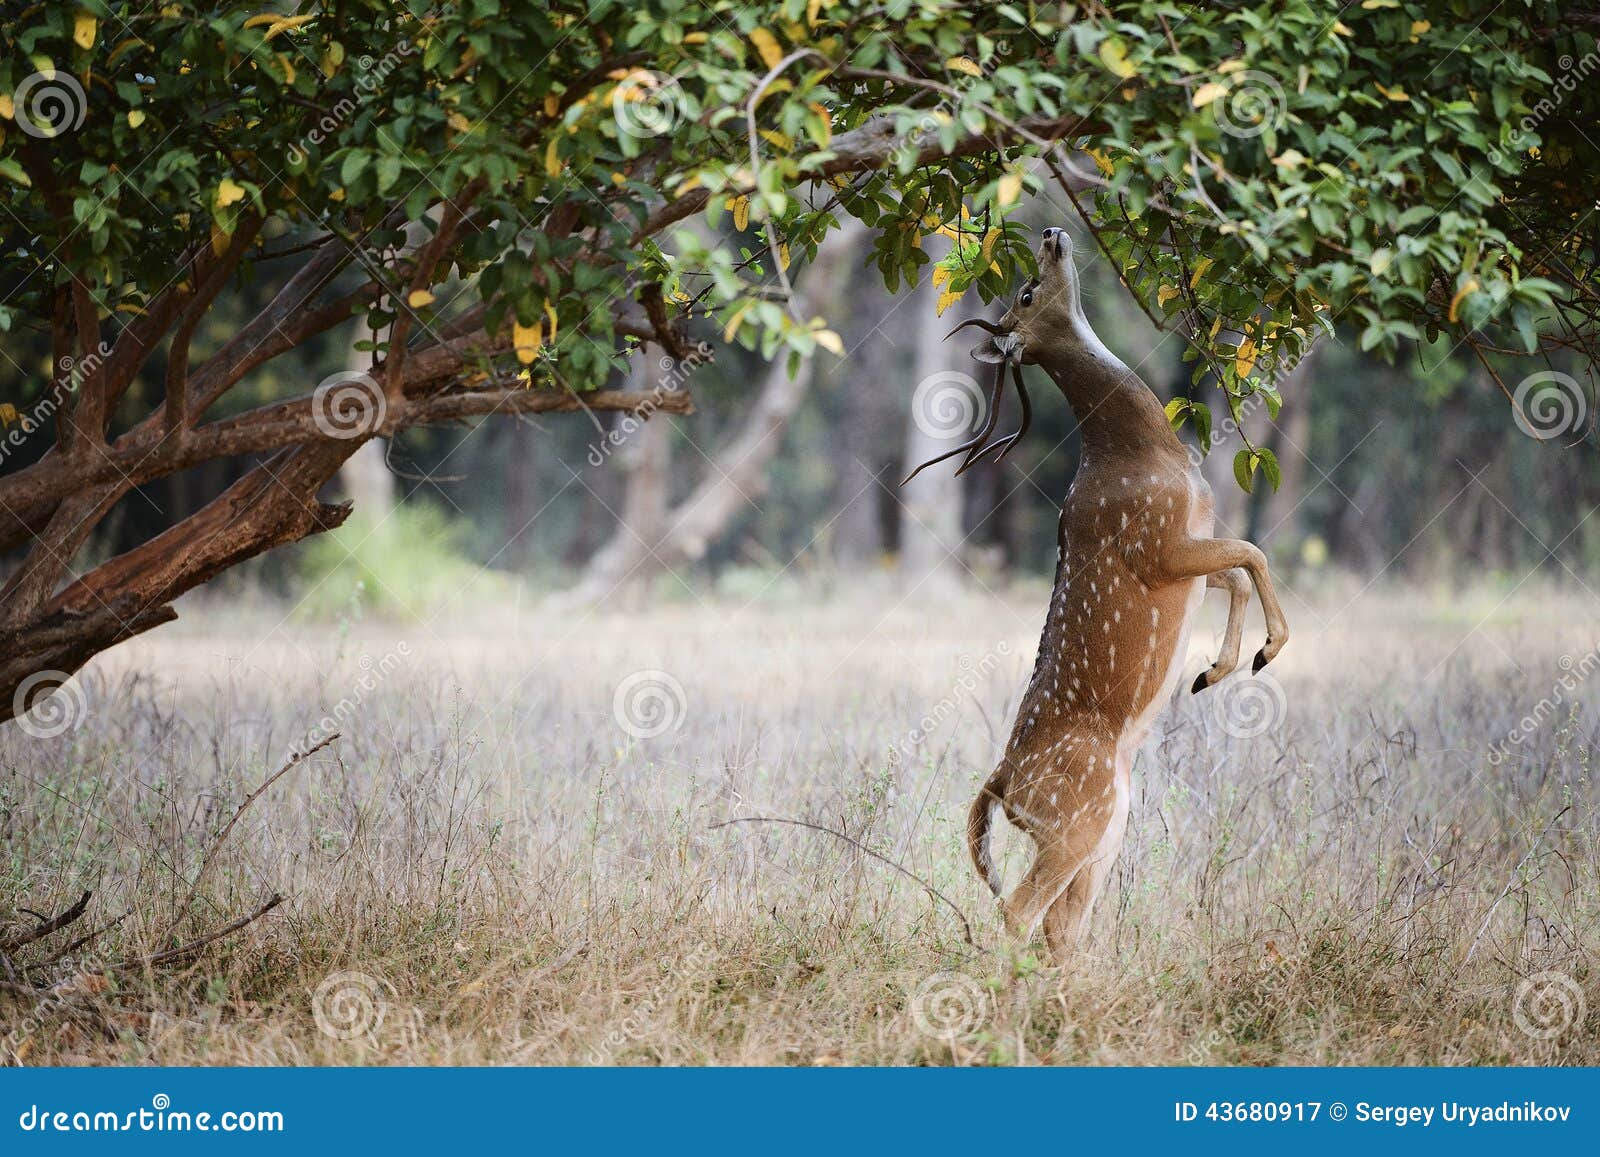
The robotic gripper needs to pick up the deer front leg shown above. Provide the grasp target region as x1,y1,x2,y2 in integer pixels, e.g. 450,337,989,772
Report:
1191,567,1250,693
1159,538,1288,671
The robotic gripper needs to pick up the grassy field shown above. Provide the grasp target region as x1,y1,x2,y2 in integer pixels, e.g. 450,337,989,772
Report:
2,575,1596,1065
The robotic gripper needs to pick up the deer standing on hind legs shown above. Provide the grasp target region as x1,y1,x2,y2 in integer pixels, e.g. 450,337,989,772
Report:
908,227,1289,963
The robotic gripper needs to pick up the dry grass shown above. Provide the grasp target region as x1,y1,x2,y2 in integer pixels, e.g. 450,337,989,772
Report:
2,575,1596,1065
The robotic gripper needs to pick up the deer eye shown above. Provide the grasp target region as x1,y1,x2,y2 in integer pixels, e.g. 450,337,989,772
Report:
1019,288,1034,308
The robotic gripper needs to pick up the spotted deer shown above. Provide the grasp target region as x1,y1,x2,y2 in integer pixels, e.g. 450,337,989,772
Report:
921,227,1289,961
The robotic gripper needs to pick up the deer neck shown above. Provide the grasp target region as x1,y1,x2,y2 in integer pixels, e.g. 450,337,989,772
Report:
1034,311,1178,462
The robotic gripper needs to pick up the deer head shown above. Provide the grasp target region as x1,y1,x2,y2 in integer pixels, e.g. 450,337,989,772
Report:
904,227,1079,483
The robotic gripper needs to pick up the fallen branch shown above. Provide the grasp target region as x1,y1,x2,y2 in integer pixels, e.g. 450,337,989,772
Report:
165,733,339,935
0,891,91,954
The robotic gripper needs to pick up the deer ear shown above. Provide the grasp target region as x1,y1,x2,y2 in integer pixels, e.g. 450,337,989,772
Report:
970,336,1007,364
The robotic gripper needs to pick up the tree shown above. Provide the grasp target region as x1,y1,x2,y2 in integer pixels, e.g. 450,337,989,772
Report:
1,0,1596,722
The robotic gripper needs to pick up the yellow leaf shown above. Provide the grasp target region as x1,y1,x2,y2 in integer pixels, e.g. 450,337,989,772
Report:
1235,336,1258,379
127,108,145,128
996,170,1023,208
1374,82,1410,102
945,56,982,78
1188,256,1215,288
814,328,844,356
1097,37,1137,80
807,101,832,145
407,290,435,308
215,178,246,207
1191,82,1227,108
262,14,316,40
722,302,751,343
544,136,563,178
73,13,97,50
728,194,750,231
1156,284,1180,307
1448,278,1479,323
749,27,784,71
513,321,542,365
935,286,964,316
980,227,999,266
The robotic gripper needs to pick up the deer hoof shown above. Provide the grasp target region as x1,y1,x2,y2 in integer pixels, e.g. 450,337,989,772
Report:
1191,671,1210,695
1252,648,1269,673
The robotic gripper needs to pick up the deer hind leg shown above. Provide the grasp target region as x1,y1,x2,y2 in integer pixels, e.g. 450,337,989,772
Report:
1159,537,1289,671
1002,763,1123,957
1041,767,1130,956
1192,567,1250,693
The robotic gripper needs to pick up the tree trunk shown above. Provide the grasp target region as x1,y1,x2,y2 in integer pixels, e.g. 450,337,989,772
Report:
897,263,975,596
560,223,862,602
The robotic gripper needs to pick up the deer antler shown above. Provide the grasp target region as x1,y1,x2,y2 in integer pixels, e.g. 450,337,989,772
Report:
959,362,1032,472
902,358,1009,485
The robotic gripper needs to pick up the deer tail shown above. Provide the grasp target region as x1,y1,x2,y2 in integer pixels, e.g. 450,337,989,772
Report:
967,767,1007,898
